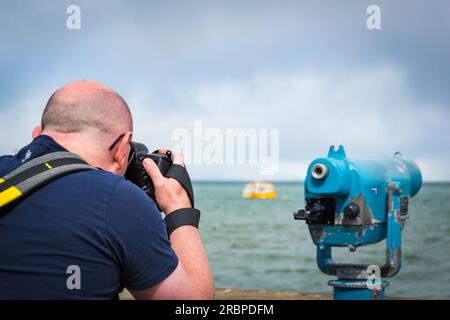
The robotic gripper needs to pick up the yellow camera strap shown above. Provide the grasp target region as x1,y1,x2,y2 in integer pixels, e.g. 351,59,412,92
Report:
0,152,95,208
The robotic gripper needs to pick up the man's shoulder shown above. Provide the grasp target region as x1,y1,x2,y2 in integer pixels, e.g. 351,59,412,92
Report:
65,169,145,199
73,170,158,212
0,155,18,177
70,168,123,185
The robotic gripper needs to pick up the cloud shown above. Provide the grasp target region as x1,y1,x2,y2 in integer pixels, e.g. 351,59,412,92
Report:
0,1,449,181
123,66,449,181
1,65,448,181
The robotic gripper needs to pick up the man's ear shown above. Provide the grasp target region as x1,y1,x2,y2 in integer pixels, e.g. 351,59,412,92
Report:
113,132,133,173
32,126,42,139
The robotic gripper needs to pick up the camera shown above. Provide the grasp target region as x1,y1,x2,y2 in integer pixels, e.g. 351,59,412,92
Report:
125,142,173,201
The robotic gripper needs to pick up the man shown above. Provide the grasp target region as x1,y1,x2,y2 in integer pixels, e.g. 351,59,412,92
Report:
0,80,214,299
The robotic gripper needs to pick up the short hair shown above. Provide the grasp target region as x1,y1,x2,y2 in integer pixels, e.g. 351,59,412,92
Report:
41,80,133,135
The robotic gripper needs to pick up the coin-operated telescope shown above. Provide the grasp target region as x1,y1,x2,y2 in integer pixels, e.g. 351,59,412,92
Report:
294,145,422,300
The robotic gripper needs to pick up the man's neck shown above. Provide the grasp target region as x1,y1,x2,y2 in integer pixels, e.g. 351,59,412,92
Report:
40,131,107,170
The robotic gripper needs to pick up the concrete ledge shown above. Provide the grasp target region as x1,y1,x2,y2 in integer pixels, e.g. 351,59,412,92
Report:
119,288,332,300
215,288,332,300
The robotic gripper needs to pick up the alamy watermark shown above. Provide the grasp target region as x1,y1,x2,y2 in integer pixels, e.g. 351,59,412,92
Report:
367,5,381,30
66,5,81,30
66,265,81,290
64,4,381,31
171,121,280,176
366,264,382,290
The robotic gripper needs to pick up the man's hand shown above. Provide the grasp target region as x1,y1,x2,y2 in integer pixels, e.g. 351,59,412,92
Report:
135,149,215,300
143,149,191,215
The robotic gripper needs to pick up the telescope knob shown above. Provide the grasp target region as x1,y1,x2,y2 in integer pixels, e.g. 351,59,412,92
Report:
294,209,310,220
344,203,360,219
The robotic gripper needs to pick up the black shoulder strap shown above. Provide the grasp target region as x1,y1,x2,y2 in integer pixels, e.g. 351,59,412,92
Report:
0,151,95,208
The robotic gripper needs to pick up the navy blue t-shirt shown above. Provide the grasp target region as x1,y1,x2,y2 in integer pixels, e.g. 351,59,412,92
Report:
0,135,178,299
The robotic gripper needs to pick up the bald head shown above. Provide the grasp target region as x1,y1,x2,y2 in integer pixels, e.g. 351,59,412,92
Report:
41,80,133,135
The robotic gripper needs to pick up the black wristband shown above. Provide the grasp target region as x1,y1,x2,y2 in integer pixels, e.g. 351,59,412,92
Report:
164,208,201,237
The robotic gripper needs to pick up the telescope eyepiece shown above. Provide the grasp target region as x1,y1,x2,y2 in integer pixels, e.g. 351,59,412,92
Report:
311,163,328,179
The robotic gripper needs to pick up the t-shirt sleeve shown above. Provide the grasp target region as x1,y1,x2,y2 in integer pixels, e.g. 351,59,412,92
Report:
104,178,178,292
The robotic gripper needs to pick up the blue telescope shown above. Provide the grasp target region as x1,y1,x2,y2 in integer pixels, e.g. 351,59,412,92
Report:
294,145,422,300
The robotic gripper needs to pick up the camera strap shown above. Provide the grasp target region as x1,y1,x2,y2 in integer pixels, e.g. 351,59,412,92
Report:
165,164,195,207
163,164,199,237
0,152,95,209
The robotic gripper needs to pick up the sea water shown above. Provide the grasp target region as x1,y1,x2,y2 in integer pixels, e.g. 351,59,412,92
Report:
195,182,450,298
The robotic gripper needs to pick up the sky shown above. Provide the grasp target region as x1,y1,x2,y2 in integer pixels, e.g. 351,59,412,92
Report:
0,0,449,181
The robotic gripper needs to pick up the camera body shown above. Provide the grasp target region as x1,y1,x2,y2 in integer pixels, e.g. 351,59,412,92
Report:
294,145,422,299
125,142,173,200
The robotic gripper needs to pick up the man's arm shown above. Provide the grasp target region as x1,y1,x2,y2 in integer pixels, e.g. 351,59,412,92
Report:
131,151,214,300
